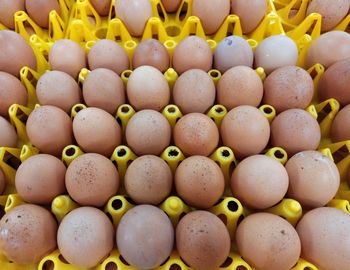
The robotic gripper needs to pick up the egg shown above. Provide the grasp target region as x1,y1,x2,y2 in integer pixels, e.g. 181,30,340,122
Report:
0,204,57,264
88,39,129,75
0,116,17,147
25,0,60,28
318,58,350,106
231,155,289,209
90,0,111,16
0,30,37,77
306,31,350,68
73,107,121,157
15,154,66,204
331,104,350,142
270,109,321,155
214,36,254,73
172,36,213,74
161,0,181,12
36,70,82,113
124,155,172,205
221,105,270,159
306,0,350,32
0,0,25,29
127,66,170,111
26,105,73,156
263,66,314,112
174,113,219,156
0,168,5,194
231,0,268,34
236,213,301,270
117,205,174,269
132,39,170,72
192,0,230,35
254,35,298,74
125,110,171,155
83,68,125,115
176,211,230,270
49,39,86,79
173,69,215,114
115,0,153,36
58,207,114,268
286,151,340,208
217,66,263,109
65,153,119,206
175,156,224,209
296,207,350,270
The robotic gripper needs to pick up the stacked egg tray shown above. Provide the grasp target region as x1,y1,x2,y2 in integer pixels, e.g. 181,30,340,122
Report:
1,0,350,269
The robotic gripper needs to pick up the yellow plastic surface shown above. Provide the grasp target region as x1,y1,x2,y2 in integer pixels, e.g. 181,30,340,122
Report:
265,199,303,226
70,103,87,118
51,195,79,222
5,194,25,213
20,144,39,162
116,104,136,133
162,104,183,128
207,104,227,127
210,146,237,186
8,104,32,146
259,104,276,123
104,195,134,227
161,146,185,174
160,196,190,226
110,145,137,181
0,147,21,196
265,147,288,165
291,258,318,270
62,145,84,166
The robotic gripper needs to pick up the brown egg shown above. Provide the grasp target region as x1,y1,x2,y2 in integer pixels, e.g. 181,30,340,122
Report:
25,0,60,28
117,205,174,269
49,39,86,79
132,39,170,72
172,36,213,74
115,0,153,36
127,66,170,111
175,156,225,209
297,207,350,270
176,211,230,270
161,0,181,12
36,70,82,113
214,36,254,73
192,0,230,35
90,0,111,16
217,66,263,109
58,207,114,268
271,109,321,156
331,104,350,142
0,204,57,264
173,69,215,114
286,151,339,208
26,105,73,156
0,168,5,194
263,66,314,112
221,105,270,159
0,0,25,29
306,31,350,68
236,213,301,270
0,71,27,117
0,116,17,147
318,58,350,106
0,30,37,77
254,35,298,74
174,113,219,157
306,0,350,32
73,107,121,157
65,153,119,206
15,154,66,204
125,155,172,205
231,0,267,34
88,39,129,75
83,68,125,115
125,110,171,155
231,155,289,209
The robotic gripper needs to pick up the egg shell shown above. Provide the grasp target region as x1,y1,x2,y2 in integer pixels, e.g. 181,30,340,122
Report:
117,205,174,269
217,66,263,109
0,204,57,264
90,0,111,16
296,207,350,270
26,105,73,156
0,168,5,194
176,211,230,270
236,212,301,270
214,36,254,73
15,154,66,204
83,68,125,115
25,0,60,28
0,116,17,147
161,0,181,12
331,104,350,142
125,155,173,205
88,39,129,75
0,0,25,29
58,207,114,268
175,156,225,209
173,69,215,114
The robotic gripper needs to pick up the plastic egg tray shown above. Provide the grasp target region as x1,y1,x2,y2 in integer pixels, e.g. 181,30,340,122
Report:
1,0,350,269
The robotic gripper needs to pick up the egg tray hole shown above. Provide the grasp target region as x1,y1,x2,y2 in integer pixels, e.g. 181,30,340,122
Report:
64,147,76,157
168,149,180,158
274,150,285,159
42,260,55,270
105,262,118,270
316,102,332,124
262,106,273,114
